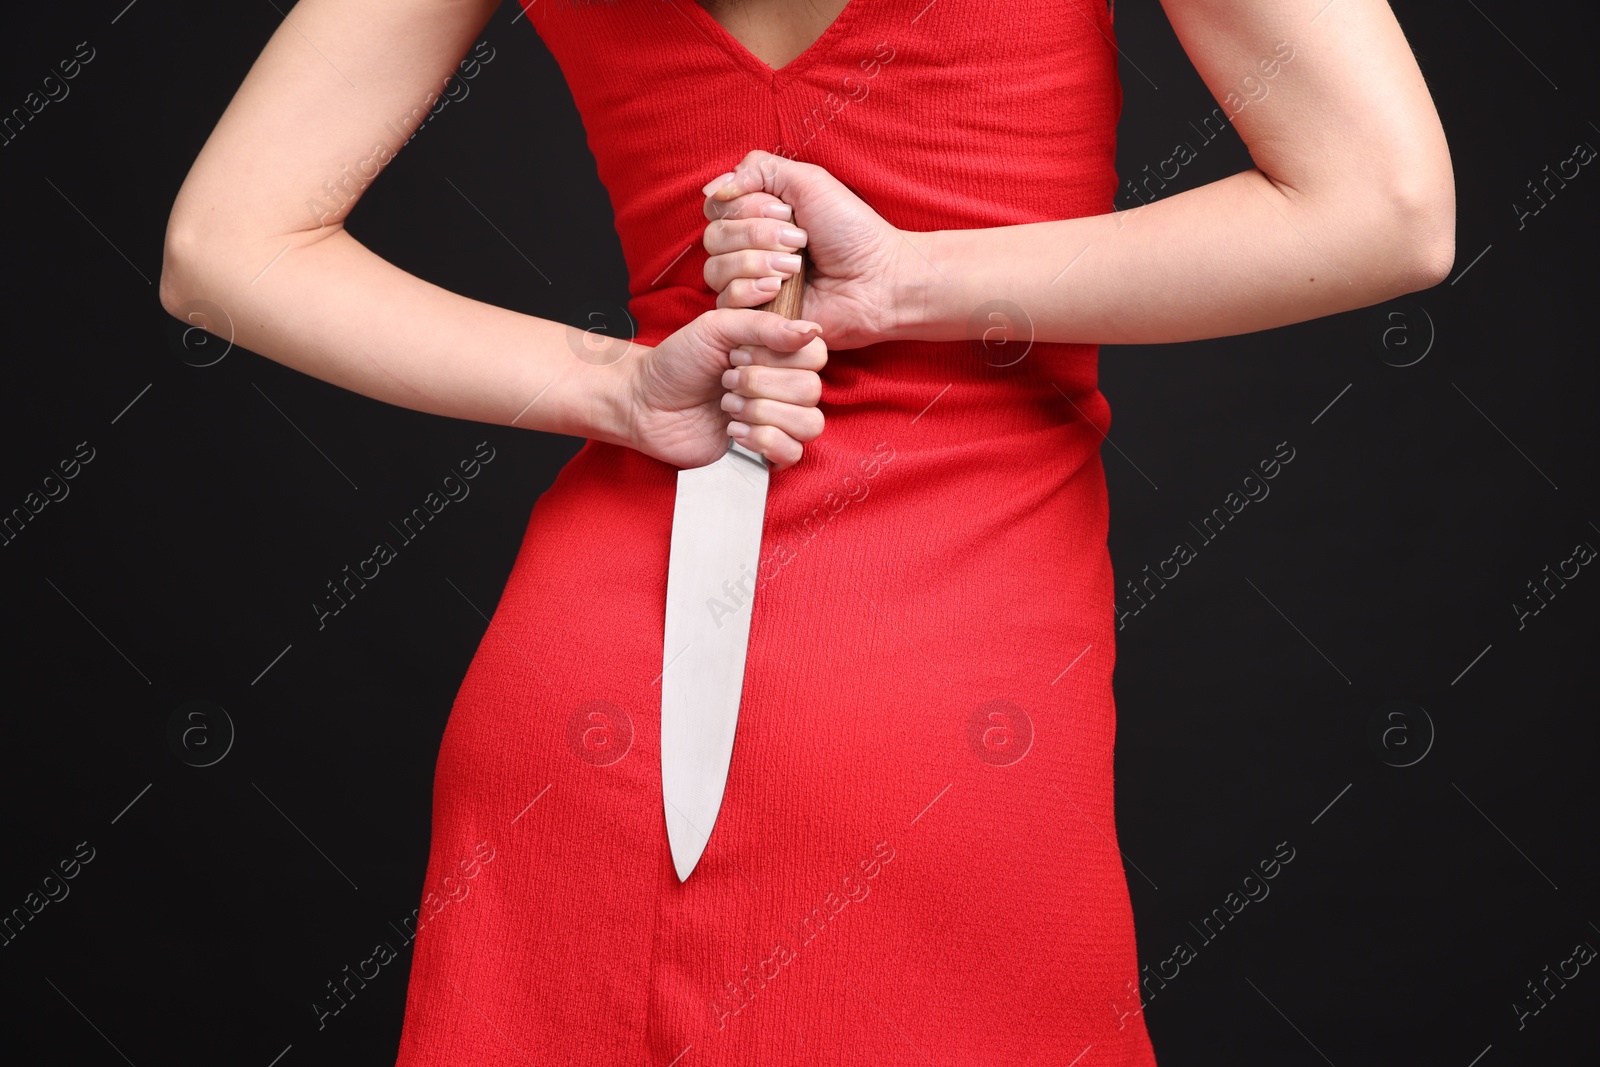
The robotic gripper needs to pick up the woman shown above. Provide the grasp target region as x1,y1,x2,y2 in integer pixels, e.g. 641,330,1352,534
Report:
160,0,1453,1062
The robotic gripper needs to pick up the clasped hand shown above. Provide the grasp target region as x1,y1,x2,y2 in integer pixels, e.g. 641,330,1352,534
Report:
625,150,909,472
701,149,909,351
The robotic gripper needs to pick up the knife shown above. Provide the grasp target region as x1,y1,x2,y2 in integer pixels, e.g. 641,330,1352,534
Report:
661,246,809,883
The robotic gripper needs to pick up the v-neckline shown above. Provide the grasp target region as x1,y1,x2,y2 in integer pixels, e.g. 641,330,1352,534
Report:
667,0,863,80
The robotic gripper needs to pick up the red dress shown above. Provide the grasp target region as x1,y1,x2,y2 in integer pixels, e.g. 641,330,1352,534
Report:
395,0,1156,1063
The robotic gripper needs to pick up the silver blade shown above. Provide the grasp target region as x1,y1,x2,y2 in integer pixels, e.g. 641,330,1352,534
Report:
661,440,769,882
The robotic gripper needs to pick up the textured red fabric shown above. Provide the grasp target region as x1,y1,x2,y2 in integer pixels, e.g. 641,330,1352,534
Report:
395,0,1157,1063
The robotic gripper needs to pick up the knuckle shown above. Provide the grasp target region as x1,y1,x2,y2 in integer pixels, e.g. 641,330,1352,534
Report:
759,318,786,339
745,424,776,452
703,305,739,337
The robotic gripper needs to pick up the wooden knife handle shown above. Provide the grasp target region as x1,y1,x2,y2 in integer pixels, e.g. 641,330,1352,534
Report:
754,243,808,320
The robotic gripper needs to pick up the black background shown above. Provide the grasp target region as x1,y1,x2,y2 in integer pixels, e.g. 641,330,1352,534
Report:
1,1,1594,1064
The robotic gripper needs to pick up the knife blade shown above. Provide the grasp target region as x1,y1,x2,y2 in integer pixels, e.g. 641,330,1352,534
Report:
662,249,809,882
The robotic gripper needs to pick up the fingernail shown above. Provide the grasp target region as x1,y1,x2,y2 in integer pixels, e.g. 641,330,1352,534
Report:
721,367,740,388
783,320,821,333
770,253,803,273
730,345,755,366
753,275,782,293
701,171,737,197
760,203,794,221
779,226,807,247
722,392,746,414
727,421,751,438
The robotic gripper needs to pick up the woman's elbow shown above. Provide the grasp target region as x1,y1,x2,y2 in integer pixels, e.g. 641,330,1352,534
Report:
1390,162,1457,291
158,211,260,318
158,218,204,318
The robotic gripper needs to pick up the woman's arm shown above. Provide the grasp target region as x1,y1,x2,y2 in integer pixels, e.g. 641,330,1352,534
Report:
159,0,633,443
901,0,1455,344
703,0,1455,348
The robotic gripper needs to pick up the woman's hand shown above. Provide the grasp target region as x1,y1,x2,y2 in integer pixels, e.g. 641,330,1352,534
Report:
701,150,911,350
624,307,827,471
